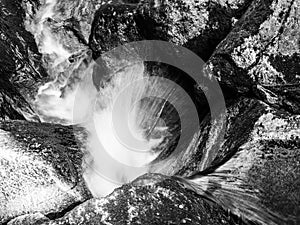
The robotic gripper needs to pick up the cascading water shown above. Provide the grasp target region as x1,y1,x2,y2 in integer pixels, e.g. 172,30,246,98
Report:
24,0,91,124
25,0,174,197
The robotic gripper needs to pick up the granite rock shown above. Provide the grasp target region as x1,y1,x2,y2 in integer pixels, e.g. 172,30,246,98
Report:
44,173,244,225
0,120,91,224
206,0,300,113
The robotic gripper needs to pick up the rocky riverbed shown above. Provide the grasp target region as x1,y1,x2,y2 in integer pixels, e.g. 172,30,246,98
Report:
0,0,299,224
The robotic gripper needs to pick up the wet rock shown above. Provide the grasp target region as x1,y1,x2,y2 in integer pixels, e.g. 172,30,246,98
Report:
0,120,91,224
53,0,105,44
44,173,243,225
211,103,300,223
23,0,105,45
159,98,300,223
8,213,49,225
206,0,300,113
0,0,47,98
88,0,252,129
90,0,253,61
0,79,40,121
22,0,102,124
0,0,47,120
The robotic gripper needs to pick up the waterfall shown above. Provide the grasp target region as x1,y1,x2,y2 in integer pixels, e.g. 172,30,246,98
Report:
25,0,172,197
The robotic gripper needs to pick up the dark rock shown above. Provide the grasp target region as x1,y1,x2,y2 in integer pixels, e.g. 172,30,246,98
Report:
0,0,47,97
23,0,105,45
90,0,253,61
167,98,300,223
0,120,91,224
7,213,49,225
0,0,47,120
149,98,266,176
0,79,39,121
53,0,105,44
88,0,253,131
206,0,300,113
44,173,244,225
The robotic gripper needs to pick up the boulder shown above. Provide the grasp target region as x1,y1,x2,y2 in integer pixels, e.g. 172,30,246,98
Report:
44,173,244,225
8,213,49,225
206,0,300,113
164,98,300,223
0,120,91,224
0,79,40,121
90,0,253,61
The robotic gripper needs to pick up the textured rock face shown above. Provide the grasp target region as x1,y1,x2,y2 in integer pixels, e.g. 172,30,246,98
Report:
206,0,300,113
7,213,50,225
51,0,104,44
149,97,300,223
0,0,47,120
44,174,243,225
23,0,104,46
0,0,47,96
0,120,91,224
0,80,39,121
187,98,300,223
90,0,253,61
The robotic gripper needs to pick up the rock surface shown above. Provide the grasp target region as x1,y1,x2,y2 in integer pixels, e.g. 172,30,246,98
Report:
0,120,91,224
90,0,253,61
0,0,47,97
149,98,300,223
0,0,299,224
0,79,39,121
189,98,300,223
7,213,50,225
0,0,47,120
206,0,300,113
44,173,244,225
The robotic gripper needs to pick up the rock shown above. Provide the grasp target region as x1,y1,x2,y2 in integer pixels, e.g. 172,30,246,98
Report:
209,102,300,223
0,120,92,224
206,0,300,113
0,0,47,120
0,0,47,98
159,98,300,223
88,0,252,131
22,0,104,45
44,173,244,225
0,79,40,121
52,0,105,44
22,0,108,124
90,0,253,61
8,213,49,225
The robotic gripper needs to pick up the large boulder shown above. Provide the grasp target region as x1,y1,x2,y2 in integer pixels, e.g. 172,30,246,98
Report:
44,173,244,225
7,213,50,225
0,120,91,224
206,0,300,113
90,0,253,61
155,97,300,223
